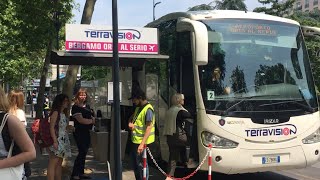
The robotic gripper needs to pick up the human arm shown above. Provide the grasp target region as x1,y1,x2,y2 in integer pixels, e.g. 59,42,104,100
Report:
50,111,59,149
137,121,153,154
224,87,231,95
16,109,27,127
128,113,134,130
0,115,36,168
72,106,95,125
73,113,95,125
137,109,153,154
177,110,193,124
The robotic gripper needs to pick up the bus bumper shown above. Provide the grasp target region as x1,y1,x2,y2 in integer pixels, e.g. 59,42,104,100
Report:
199,143,320,174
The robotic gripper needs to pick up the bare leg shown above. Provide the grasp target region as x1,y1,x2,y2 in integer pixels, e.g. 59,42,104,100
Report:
47,153,60,180
54,158,63,180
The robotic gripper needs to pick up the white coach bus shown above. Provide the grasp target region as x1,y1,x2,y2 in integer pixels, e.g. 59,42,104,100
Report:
144,10,320,174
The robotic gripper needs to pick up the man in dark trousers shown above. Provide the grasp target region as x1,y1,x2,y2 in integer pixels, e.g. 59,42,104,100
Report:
128,89,155,180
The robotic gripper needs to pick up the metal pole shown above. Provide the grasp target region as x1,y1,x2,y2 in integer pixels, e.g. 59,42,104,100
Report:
153,0,155,20
153,1,161,21
112,0,122,179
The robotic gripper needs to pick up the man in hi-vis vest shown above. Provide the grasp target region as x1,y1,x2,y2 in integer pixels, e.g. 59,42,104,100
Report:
128,89,155,180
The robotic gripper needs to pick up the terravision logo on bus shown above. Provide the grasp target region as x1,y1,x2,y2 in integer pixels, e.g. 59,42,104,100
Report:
245,124,297,137
84,29,141,40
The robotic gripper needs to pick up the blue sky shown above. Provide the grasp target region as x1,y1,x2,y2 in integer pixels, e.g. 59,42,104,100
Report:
72,0,266,27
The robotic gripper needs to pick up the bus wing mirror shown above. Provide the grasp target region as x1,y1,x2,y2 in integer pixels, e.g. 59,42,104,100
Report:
302,26,320,37
177,18,208,66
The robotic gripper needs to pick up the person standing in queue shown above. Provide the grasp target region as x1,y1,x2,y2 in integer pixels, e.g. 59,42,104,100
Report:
47,94,71,180
8,90,31,179
128,89,155,180
163,93,197,180
70,88,95,180
0,85,36,179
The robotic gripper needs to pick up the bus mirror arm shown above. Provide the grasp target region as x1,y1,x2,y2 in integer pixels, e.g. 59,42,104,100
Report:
301,26,320,38
177,18,208,66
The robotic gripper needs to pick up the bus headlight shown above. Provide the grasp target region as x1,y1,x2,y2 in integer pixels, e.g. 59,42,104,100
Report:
201,131,238,148
302,127,320,144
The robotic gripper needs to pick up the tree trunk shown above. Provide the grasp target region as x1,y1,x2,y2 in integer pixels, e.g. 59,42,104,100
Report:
62,0,97,100
36,40,52,119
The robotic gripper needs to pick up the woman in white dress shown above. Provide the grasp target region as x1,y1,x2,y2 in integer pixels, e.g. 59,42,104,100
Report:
47,94,71,180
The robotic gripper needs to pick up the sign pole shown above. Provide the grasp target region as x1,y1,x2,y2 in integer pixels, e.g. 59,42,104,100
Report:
112,0,122,180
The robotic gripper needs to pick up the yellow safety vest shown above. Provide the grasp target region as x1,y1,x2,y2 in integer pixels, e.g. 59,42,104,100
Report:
44,103,50,110
131,103,155,145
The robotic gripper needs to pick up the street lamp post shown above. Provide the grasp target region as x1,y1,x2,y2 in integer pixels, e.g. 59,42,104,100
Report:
153,0,161,20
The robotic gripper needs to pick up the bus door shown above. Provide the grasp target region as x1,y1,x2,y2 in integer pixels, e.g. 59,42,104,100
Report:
176,32,199,161
177,32,196,115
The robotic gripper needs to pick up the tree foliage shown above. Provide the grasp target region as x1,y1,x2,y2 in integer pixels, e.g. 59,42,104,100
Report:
81,66,111,80
289,10,320,91
214,0,247,11
189,0,247,11
253,0,295,17
0,0,74,89
62,0,98,101
254,0,320,91
188,3,215,11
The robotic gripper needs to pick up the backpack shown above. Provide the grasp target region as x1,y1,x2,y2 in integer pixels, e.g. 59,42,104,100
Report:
32,114,60,148
31,119,40,144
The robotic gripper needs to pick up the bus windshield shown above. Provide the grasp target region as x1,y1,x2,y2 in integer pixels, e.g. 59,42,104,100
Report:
199,19,318,117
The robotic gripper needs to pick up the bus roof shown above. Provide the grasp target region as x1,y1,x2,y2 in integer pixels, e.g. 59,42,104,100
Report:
146,10,300,27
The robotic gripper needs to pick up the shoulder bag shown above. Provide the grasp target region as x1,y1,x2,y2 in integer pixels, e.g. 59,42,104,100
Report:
0,113,24,180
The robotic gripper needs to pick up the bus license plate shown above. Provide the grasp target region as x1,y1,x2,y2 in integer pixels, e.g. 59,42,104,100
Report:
262,156,280,164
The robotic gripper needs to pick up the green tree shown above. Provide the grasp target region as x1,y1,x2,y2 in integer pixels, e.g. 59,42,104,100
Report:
289,10,320,91
189,0,247,11
253,0,295,17
0,0,74,118
188,3,215,11
81,66,111,80
62,0,98,101
214,0,247,11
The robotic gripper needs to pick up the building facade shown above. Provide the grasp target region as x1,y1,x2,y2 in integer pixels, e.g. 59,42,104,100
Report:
293,0,320,12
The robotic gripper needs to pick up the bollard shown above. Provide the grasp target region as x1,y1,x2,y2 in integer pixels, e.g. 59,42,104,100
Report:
208,144,212,180
143,144,147,180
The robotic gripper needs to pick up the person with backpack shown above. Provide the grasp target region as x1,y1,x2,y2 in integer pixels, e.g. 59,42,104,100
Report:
70,88,95,180
8,90,31,179
47,94,71,180
0,85,36,179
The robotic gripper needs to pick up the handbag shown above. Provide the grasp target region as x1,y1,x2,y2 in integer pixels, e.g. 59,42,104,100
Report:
0,113,24,180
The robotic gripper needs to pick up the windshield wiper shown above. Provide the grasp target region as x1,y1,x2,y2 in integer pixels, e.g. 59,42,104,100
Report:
222,94,280,116
259,100,315,113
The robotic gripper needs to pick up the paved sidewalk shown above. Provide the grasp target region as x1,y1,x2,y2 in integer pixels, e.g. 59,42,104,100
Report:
25,115,164,180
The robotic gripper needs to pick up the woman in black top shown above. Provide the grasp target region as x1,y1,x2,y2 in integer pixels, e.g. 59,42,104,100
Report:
71,88,95,180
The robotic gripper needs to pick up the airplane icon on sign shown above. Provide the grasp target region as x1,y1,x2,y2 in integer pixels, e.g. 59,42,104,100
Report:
149,45,155,51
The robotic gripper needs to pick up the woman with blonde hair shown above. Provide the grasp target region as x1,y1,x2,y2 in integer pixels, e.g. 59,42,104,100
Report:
8,90,27,126
163,93,196,179
8,90,31,179
0,85,36,179
70,88,95,180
